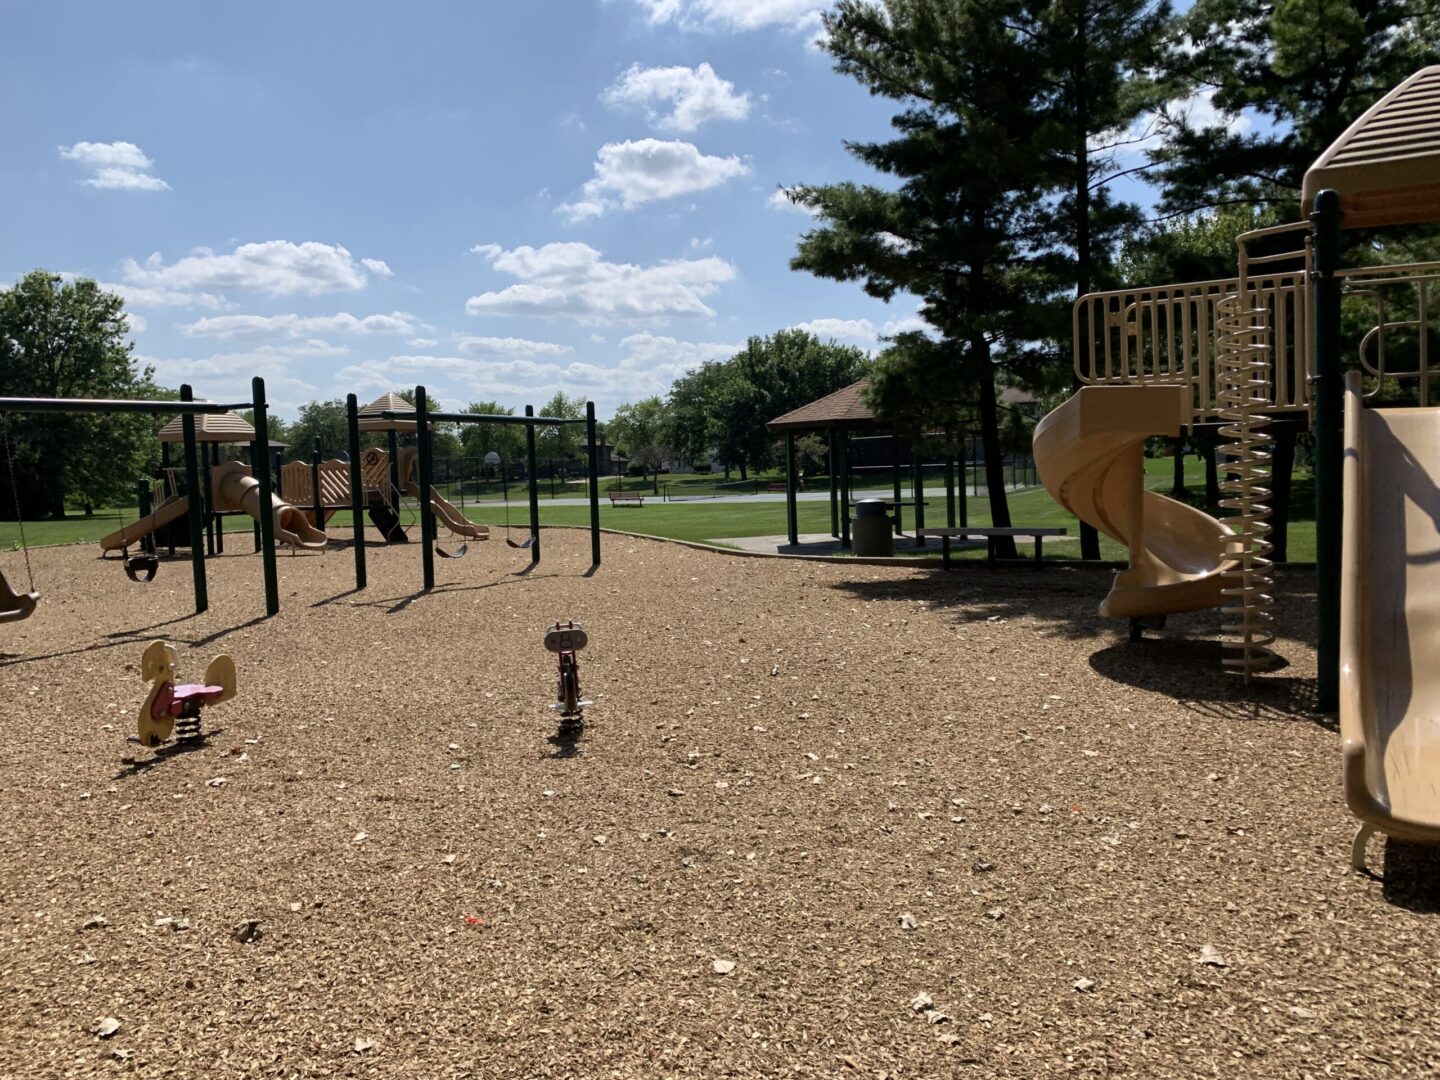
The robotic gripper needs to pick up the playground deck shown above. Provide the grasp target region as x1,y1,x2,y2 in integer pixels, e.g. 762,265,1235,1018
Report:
0,535,1433,1077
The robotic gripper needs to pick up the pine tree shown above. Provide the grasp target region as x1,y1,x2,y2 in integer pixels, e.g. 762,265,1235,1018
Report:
789,0,1053,557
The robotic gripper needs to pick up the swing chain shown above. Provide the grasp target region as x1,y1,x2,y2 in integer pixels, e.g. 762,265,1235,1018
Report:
0,417,36,592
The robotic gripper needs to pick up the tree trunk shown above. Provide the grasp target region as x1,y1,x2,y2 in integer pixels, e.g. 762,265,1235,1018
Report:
1171,437,1186,496
1269,426,1297,563
978,359,1018,559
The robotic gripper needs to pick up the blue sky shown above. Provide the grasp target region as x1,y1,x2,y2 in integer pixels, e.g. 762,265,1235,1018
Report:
2,0,934,419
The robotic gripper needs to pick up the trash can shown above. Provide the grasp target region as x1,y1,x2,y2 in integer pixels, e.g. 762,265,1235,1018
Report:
852,498,894,557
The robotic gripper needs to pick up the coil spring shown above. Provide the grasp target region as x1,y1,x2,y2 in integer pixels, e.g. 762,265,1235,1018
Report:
1214,290,1277,676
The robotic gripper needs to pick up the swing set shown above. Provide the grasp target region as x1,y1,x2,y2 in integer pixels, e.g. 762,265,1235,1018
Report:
341,387,603,594
0,377,289,620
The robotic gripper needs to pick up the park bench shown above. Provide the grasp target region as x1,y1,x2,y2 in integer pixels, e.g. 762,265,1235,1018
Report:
609,490,646,507
916,526,1067,567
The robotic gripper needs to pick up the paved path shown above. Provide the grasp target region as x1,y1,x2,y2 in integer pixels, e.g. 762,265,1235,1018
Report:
457,482,1036,510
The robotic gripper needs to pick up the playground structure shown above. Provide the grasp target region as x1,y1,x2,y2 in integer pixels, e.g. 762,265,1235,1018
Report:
135,639,237,748
1034,65,1440,865
100,459,327,556
0,377,288,617
276,445,488,547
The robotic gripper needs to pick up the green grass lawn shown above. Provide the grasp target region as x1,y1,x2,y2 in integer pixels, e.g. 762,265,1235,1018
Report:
0,454,1318,564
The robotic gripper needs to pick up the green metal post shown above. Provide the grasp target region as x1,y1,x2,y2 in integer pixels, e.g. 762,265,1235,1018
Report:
136,478,155,554
913,453,925,544
891,435,903,534
416,386,435,591
251,377,280,617
346,394,366,589
839,430,851,549
784,429,799,546
525,405,540,563
828,429,839,538
311,438,323,527
1312,189,1344,713
180,384,208,614
945,457,956,528
387,429,401,514
586,402,601,566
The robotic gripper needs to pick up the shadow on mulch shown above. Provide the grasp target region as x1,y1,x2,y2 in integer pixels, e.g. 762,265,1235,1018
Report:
828,564,1116,640
1381,841,1440,913
1088,638,1332,729
112,727,225,780
544,724,584,760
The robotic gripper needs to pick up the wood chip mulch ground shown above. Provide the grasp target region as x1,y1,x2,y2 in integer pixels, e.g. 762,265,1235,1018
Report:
1,532,1437,1078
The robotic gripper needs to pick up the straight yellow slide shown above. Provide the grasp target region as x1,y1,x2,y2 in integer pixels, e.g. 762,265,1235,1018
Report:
392,447,488,540
99,495,190,552
1032,385,1236,618
1340,372,1440,869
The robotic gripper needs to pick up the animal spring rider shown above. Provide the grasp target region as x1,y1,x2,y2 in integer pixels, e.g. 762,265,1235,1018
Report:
136,640,237,748
544,621,590,733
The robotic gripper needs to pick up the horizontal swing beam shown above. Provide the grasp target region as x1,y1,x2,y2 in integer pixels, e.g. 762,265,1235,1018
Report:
378,409,587,427
0,397,252,416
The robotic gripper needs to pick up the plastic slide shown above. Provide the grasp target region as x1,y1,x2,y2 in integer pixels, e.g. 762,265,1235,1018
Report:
1340,372,1440,867
212,464,328,550
401,477,490,541
1032,384,1237,618
99,496,191,552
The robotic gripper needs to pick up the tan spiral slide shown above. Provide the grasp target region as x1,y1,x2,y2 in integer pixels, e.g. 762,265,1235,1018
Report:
211,462,328,549
1033,384,1238,619
1340,371,1440,869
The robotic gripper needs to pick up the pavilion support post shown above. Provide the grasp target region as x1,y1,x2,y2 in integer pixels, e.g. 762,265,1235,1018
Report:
785,429,799,547
912,452,926,545
945,456,956,528
827,429,839,538
839,430,851,550
891,435,903,535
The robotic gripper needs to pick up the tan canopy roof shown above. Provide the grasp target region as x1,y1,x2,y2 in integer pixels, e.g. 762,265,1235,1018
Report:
357,391,417,433
157,409,256,444
767,380,878,432
1302,65,1440,229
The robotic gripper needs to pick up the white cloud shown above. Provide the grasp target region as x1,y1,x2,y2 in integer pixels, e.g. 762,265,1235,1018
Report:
793,313,933,345
557,139,750,221
766,187,818,216
121,240,387,297
360,257,394,277
135,349,322,415
1097,87,1252,165
94,281,229,311
631,0,823,31
455,336,574,360
466,241,736,324
602,62,752,133
408,337,439,348
123,312,147,335
58,141,170,191
617,331,738,381
179,311,419,340
793,318,876,345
